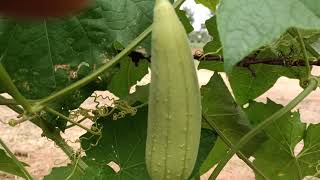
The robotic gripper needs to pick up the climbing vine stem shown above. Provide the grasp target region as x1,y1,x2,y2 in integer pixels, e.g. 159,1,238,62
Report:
0,138,33,180
209,78,318,179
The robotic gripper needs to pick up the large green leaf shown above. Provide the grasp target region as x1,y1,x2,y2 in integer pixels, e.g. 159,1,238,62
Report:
46,106,216,179
200,73,265,174
0,149,29,178
0,19,100,99
79,0,155,49
44,107,150,180
108,57,149,98
245,100,320,179
217,0,320,71
0,0,156,99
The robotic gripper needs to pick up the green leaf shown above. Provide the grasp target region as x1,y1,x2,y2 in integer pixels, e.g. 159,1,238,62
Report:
300,124,320,176
80,106,150,179
125,84,149,105
190,129,217,179
245,100,320,179
108,58,149,98
200,73,265,174
44,164,84,180
79,0,155,49
302,0,320,17
75,105,215,180
0,0,156,99
177,10,194,34
228,63,307,105
195,0,219,12
199,138,227,174
217,0,320,71
0,149,29,178
0,19,101,99
203,16,222,55
198,61,306,105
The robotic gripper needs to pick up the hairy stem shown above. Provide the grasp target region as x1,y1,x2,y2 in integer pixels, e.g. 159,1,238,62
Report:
209,78,318,179
45,107,100,135
0,63,32,113
202,115,269,180
0,138,33,180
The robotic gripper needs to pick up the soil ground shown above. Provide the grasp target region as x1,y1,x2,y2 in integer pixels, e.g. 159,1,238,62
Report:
1,67,320,180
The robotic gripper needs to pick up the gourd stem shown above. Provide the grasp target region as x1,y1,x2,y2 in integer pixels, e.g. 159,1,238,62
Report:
35,0,186,110
209,78,318,179
0,138,33,180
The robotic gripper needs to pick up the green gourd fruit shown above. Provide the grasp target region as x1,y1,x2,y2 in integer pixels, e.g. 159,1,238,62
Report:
145,0,202,179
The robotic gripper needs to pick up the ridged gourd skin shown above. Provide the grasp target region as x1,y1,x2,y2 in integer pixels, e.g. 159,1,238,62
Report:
146,0,202,179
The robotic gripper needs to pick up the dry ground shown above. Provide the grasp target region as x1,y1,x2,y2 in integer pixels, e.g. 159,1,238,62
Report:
1,67,320,180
